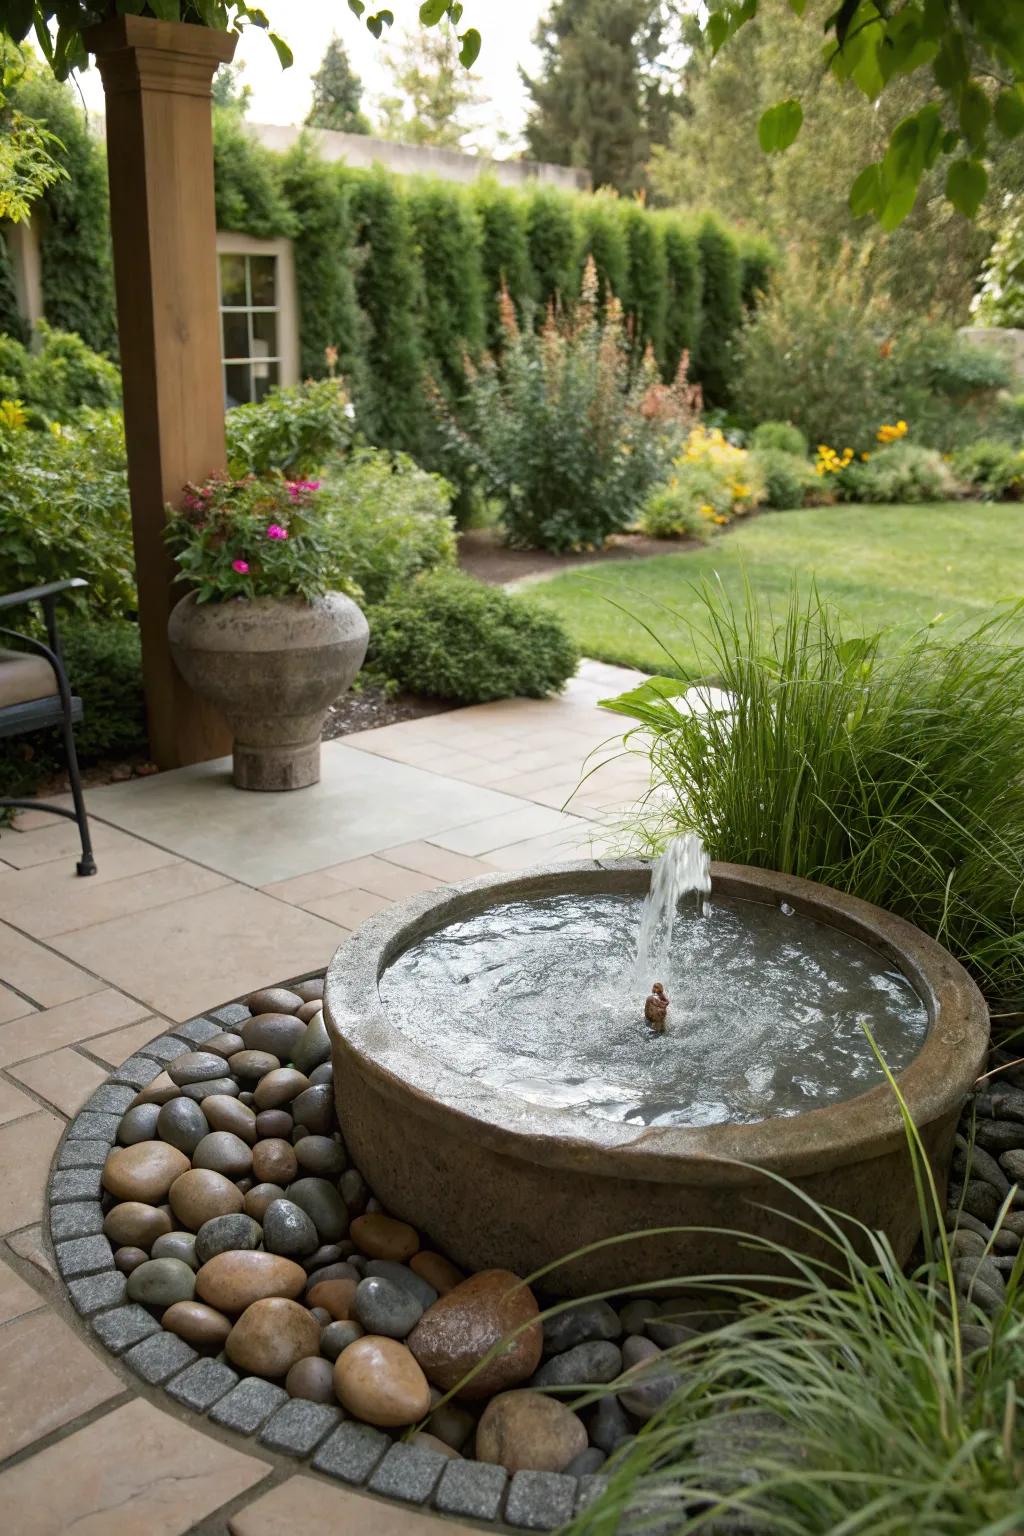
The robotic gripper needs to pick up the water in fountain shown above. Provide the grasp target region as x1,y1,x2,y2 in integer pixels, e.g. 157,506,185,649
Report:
378,841,928,1129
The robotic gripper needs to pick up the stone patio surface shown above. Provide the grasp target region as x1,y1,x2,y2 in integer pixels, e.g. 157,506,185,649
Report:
0,662,649,1535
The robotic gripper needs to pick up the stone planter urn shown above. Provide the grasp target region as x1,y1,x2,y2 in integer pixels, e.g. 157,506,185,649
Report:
168,592,369,791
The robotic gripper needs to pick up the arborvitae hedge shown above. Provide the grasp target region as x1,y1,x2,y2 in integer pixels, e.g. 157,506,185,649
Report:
5,101,766,441
0,243,27,344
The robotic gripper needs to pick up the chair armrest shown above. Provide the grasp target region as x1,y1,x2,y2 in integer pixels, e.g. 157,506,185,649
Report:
0,578,88,614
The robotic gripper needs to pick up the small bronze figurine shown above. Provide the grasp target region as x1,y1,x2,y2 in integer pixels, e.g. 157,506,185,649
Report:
645,981,669,1032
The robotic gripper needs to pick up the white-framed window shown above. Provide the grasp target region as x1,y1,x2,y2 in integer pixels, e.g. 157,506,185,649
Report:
216,234,299,408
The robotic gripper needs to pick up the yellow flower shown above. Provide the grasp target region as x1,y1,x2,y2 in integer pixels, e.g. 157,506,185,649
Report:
713,514,729,525
861,451,871,462
0,398,27,431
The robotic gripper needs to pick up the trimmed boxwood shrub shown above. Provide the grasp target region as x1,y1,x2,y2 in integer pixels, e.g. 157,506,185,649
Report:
752,447,821,510
751,420,809,457
951,438,1024,500
842,442,960,503
366,568,579,704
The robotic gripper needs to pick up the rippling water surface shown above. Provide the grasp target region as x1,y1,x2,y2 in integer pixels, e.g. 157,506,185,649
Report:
378,893,928,1128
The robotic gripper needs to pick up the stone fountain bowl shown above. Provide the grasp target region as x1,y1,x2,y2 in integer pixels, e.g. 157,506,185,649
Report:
324,860,989,1294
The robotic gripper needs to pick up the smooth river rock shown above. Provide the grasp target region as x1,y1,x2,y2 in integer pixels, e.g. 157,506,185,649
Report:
407,1269,543,1400
229,1049,281,1080
114,1246,148,1275
543,1299,622,1354
333,1335,432,1426
263,1198,320,1258
244,1182,287,1222
294,1135,346,1178
126,1256,197,1307
306,1278,358,1320
191,1130,253,1179
201,1095,257,1143
103,1201,173,1251
242,1012,306,1059
162,1299,233,1348
252,1067,310,1111
293,977,325,1003
196,1250,307,1312
292,1016,331,1077
156,1097,209,1156
320,1319,364,1360
205,1032,245,1059
251,1138,299,1186
290,1083,335,1135
288,1178,349,1243
410,1251,464,1297
476,1389,588,1473
169,1168,245,1230
246,987,304,1016
168,1051,232,1087
103,1142,191,1204
365,1259,438,1310
226,1296,322,1377
354,1275,424,1339
180,1077,240,1103
151,1230,198,1269
532,1340,623,1388
255,1109,293,1138
285,1355,336,1402
116,1103,161,1146
194,1212,263,1266
350,1213,419,1262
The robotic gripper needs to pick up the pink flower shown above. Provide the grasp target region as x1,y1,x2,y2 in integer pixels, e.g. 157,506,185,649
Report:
265,524,289,540
232,559,250,574
287,480,321,498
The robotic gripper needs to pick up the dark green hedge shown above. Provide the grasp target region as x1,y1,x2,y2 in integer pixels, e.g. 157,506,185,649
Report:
5,97,765,439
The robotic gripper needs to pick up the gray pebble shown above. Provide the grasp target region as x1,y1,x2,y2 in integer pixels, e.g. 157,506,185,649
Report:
354,1274,423,1338
194,1212,262,1266
309,1062,333,1086
241,1012,306,1058
192,1130,253,1178
126,1256,196,1306
292,1016,331,1077
955,1137,1012,1198
618,1298,660,1335
294,1135,346,1178
999,1148,1024,1184
263,1198,320,1258
291,1083,335,1135
566,1447,607,1477
116,1104,161,1145
588,1395,633,1453
339,1168,368,1216
168,1050,231,1087
205,1032,245,1059
961,1179,1004,1225
543,1299,621,1355
364,1259,437,1309
151,1230,198,1269
156,1097,209,1155
320,1319,364,1360
975,1118,1024,1154
288,1177,349,1243
181,1077,240,1102
951,1210,1019,1252
306,1261,360,1290
533,1341,622,1389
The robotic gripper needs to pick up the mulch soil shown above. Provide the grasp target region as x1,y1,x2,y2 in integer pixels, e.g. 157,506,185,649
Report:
456,526,698,586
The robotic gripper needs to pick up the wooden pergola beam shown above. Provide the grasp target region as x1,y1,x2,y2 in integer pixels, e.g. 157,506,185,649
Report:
87,14,235,769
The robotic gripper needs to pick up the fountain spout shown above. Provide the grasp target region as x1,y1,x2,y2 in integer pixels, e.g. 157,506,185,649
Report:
645,981,669,1032
635,831,711,1007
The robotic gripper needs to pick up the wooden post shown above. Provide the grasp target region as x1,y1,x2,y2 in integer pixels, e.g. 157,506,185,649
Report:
87,15,235,769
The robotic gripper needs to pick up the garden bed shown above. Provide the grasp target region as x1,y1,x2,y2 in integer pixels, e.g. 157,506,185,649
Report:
458,527,698,588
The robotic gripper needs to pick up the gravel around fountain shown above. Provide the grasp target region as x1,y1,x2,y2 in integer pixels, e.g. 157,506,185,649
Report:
47,978,1023,1530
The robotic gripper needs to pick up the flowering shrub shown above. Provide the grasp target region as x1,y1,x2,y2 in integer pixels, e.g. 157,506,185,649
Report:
640,425,764,538
165,474,335,604
434,259,694,553
752,447,823,510
876,419,908,445
841,442,960,504
815,443,855,476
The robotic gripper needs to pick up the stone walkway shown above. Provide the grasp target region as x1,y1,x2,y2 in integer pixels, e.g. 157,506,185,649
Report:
0,662,650,1535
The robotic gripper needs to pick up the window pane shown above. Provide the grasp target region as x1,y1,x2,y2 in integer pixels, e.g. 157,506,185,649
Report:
251,310,278,356
249,255,277,307
219,253,247,306
253,361,280,402
221,310,249,360
224,363,252,408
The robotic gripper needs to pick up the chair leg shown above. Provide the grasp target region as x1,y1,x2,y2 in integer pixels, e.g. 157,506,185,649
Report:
61,707,96,877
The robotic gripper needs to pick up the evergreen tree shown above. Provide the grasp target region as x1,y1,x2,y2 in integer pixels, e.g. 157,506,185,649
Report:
306,35,370,136
522,0,682,194
212,63,251,116
376,22,486,151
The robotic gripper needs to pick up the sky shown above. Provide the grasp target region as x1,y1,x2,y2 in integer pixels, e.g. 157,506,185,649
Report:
74,1,549,152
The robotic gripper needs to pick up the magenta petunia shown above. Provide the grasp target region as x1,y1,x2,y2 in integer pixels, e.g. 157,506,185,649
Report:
232,559,250,574
265,524,289,540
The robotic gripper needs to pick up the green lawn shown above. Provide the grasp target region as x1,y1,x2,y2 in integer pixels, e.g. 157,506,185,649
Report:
522,503,1024,677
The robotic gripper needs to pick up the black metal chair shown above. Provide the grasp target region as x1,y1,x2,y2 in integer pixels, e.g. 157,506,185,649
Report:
0,578,97,876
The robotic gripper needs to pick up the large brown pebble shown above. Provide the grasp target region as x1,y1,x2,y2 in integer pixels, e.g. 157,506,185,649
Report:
102,1142,191,1204
246,987,304,1016
103,1201,173,1250
293,977,325,1003
226,1296,321,1377
168,1050,231,1087
229,1050,280,1080
131,1071,179,1106
114,1246,148,1275
255,1110,293,1139
297,1000,322,1023
242,1012,306,1059
350,1213,419,1262
192,1130,253,1179
162,1300,232,1348
306,1278,358,1319
202,1095,257,1144
411,1251,465,1297
286,1354,336,1402
411,1430,462,1461
169,1168,245,1231
407,1269,542,1401
196,1250,307,1312
205,1032,245,1059
245,1182,286,1222
252,1138,299,1186
334,1336,432,1426
253,1068,310,1110
291,1084,334,1135
476,1390,587,1473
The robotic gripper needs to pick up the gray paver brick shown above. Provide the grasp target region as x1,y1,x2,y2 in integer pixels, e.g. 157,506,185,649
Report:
92,1303,161,1354
165,1357,239,1412
209,1002,250,1027
83,1082,136,1115
137,1034,189,1063
435,1459,508,1521
575,1474,610,1516
505,1471,579,1530
56,1138,109,1169
124,1330,197,1384
209,1377,287,1434
66,1111,118,1141
368,1443,446,1504
50,1200,104,1240
312,1421,390,1485
112,1054,163,1089
50,1167,103,1203
175,1016,222,1043
67,1270,128,1315
259,1399,341,1457
55,1233,113,1278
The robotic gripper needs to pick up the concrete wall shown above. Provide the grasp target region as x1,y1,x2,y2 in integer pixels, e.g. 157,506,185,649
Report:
958,325,1024,382
248,122,591,193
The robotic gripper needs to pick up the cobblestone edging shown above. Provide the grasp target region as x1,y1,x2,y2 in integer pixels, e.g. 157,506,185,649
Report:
46,996,606,1532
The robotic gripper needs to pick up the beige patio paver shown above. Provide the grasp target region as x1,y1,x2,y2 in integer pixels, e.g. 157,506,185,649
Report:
0,1254,45,1324
8,1046,110,1118
0,857,229,939
380,842,493,883
0,818,168,871
0,988,150,1068
85,1013,174,1067
229,1476,479,1536
0,922,104,1008
0,1308,123,1460
0,982,36,1023
301,886,390,928
6,1224,56,1282
0,1399,269,1536
0,1110,65,1235
0,1076,38,1126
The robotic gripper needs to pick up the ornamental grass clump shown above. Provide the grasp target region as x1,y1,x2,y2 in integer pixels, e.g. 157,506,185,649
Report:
436,259,695,553
601,585,1024,1010
165,473,334,604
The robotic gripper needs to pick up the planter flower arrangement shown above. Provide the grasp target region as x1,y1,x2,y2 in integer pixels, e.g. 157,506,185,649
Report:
165,472,368,793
